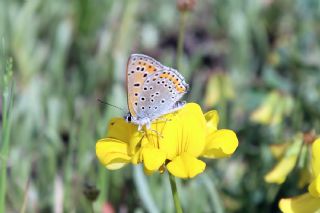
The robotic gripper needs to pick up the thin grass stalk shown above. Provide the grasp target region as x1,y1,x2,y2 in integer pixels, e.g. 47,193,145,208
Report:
176,11,187,71
19,177,30,213
0,54,14,213
168,173,183,213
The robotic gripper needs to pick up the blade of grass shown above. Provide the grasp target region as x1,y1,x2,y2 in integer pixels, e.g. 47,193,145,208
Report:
0,40,14,213
133,166,159,213
201,173,224,213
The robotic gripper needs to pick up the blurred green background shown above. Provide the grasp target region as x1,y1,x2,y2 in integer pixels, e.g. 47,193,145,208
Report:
1,0,320,212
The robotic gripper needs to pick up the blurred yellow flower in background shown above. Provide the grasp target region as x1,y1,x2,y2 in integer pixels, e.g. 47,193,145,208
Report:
264,135,302,184
204,71,235,108
250,91,294,125
279,138,320,213
96,103,239,178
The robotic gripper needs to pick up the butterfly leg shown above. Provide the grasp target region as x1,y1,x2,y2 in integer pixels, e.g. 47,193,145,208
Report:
154,117,172,123
136,117,151,131
150,129,163,138
146,119,151,129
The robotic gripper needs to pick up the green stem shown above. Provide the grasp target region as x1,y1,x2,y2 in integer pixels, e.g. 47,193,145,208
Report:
89,202,95,213
19,177,30,213
168,173,183,213
0,52,13,213
176,11,187,71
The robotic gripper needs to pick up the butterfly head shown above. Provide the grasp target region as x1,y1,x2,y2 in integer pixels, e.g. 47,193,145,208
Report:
125,112,133,123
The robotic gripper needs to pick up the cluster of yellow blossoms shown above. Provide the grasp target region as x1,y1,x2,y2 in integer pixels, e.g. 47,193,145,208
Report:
279,139,320,213
96,103,239,178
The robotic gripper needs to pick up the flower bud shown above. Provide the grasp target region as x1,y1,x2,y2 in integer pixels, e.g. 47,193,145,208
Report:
176,0,196,12
83,182,100,202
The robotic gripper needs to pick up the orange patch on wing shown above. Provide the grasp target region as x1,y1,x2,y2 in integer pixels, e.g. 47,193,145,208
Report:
147,65,156,73
127,72,146,117
160,73,169,78
174,80,180,86
175,85,185,93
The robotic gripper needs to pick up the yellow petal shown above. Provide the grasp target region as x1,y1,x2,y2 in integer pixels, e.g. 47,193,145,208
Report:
270,143,289,159
308,175,320,198
307,139,320,197
131,149,142,165
311,139,320,178
146,103,206,160
175,103,206,157
203,129,239,158
279,193,320,213
142,148,167,171
144,167,155,176
106,117,140,143
128,131,145,156
167,153,206,178
264,155,297,184
204,74,221,107
96,138,131,170
250,104,273,125
204,110,219,135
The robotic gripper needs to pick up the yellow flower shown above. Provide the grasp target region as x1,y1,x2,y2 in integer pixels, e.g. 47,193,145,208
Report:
264,135,302,184
250,91,294,125
204,72,235,107
279,138,320,213
96,103,239,178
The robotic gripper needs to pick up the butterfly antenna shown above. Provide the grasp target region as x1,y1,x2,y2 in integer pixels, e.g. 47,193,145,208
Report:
97,99,126,113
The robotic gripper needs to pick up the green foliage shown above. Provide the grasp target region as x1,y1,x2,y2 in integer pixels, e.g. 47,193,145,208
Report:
0,0,320,212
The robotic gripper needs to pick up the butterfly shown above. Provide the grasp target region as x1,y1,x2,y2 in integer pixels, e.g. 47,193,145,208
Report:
125,54,189,130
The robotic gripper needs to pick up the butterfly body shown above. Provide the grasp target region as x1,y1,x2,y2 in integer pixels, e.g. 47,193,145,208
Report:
125,54,189,130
